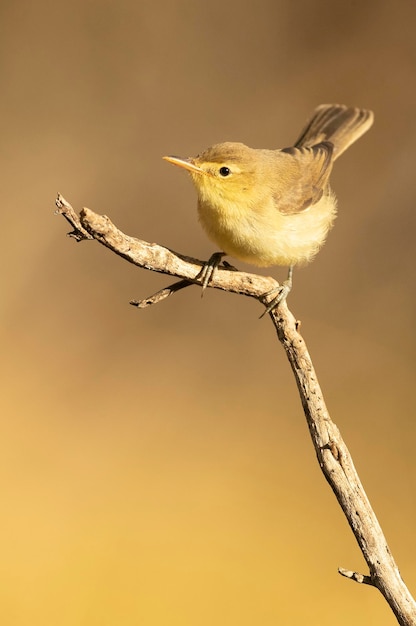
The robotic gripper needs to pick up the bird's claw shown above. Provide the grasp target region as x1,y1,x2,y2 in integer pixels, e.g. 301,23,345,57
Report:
197,252,226,295
260,265,293,318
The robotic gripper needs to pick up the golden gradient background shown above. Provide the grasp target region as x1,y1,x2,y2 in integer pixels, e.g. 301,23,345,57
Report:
1,1,415,624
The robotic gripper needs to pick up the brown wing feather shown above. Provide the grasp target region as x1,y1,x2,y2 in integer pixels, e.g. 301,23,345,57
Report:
274,141,334,215
294,104,374,159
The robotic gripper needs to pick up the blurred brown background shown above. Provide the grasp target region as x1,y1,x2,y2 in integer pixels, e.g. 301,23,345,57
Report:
1,1,415,624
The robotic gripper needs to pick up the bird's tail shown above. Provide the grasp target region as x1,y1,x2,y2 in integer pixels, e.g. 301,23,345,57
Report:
294,104,374,159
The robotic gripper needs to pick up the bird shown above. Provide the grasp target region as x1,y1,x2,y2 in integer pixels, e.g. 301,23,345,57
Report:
163,104,374,314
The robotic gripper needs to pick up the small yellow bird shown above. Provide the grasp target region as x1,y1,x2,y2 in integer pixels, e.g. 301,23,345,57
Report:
164,104,374,312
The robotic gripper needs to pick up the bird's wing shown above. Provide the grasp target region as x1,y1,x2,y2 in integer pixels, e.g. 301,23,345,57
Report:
294,104,373,160
273,141,334,215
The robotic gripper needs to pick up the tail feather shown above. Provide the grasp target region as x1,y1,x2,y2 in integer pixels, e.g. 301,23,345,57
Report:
294,104,374,159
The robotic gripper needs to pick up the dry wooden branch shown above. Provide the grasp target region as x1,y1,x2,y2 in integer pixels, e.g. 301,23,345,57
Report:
56,194,416,625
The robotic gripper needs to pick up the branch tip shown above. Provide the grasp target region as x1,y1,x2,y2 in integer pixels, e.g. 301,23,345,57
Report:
338,567,374,586
130,279,194,309
55,193,93,242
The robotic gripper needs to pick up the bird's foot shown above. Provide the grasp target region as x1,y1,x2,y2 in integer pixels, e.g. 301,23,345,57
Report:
260,266,293,318
197,251,227,295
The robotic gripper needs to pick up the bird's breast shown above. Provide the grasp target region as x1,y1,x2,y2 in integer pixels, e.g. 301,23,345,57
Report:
197,190,337,267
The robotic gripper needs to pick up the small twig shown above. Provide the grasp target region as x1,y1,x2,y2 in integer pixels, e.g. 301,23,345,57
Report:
55,193,93,241
338,567,374,586
130,279,193,308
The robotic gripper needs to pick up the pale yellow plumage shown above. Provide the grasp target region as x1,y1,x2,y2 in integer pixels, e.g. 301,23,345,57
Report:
164,104,374,271
189,142,337,267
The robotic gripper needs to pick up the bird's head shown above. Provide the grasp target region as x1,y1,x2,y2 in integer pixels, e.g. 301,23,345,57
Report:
163,142,263,210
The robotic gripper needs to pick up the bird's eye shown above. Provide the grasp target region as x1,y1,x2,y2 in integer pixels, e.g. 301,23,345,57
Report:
219,166,231,177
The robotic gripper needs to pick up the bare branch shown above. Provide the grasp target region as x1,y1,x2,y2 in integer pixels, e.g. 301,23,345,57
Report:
269,299,416,626
56,195,416,626
55,194,279,308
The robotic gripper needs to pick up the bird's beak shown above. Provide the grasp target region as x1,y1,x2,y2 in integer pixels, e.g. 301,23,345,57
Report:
163,155,206,175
